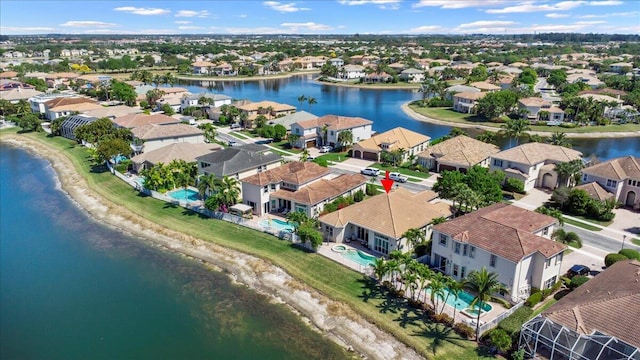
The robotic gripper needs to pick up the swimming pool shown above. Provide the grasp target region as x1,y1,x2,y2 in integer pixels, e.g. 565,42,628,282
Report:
425,287,493,313
168,188,200,202
258,218,295,232
341,250,377,267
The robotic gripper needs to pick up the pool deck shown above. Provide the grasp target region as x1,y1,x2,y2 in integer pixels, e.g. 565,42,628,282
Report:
317,242,379,274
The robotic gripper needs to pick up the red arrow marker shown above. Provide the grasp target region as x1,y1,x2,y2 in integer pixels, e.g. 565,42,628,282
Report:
380,170,394,194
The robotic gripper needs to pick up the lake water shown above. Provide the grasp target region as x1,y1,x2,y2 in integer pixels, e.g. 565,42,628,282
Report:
0,144,347,360
181,75,640,160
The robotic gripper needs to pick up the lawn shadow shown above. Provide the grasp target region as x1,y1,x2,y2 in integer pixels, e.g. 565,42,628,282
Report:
395,307,422,329
356,277,385,303
413,323,465,356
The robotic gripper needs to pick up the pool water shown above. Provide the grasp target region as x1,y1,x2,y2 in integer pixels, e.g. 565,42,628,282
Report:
168,188,200,202
425,287,493,313
341,250,377,267
259,218,295,232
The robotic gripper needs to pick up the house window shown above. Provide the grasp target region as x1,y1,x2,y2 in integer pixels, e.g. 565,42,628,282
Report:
454,242,461,254
453,264,459,277
296,128,300,135
545,258,552,268
544,276,557,290
469,246,476,259
374,234,390,255
493,159,503,167
555,252,563,265
270,184,276,190
543,227,549,236
463,244,468,256
325,225,333,236
490,254,497,267
606,179,617,187
461,266,466,279
439,234,447,246
583,174,587,182
330,131,334,136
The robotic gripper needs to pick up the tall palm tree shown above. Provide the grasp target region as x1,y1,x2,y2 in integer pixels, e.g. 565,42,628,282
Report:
500,118,531,147
447,278,465,323
554,159,584,187
372,258,388,282
427,272,447,312
297,95,307,109
464,267,509,341
548,131,572,148
402,228,426,250
197,173,220,198
14,99,30,116
386,260,400,289
475,131,497,144
337,130,353,151
417,265,433,304
307,97,317,112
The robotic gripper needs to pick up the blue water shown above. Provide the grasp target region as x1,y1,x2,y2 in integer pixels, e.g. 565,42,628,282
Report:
168,188,200,202
425,287,493,312
180,75,639,160
341,250,377,267
259,218,294,232
0,144,347,359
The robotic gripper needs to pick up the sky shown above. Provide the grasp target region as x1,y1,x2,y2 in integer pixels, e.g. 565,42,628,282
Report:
1,0,638,35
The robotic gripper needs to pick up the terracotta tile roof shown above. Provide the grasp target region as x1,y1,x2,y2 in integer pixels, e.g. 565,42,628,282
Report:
542,260,640,348
82,105,143,118
0,71,18,79
45,97,98,109
112,113,179,129
518,97,551,107
242,161,330,186
272,173,367,206
237,100,296,112
319,188,452,239
493,143,583,165
453,91,486,100
470,81,501,91
574,182,615,201
354,127,430,153
295,114,373,131
192,61,216,67
433,203,564,262
418,135,499,167
583,156,640,181
577,93,624,104
131,142,221,166
131,123,203,140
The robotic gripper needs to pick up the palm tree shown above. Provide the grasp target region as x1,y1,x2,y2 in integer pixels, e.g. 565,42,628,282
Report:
427,272,447,312
337,130,353,151
288,134,300,148
174,172,192,201
14,99,30,116
321,125,329,146
386,260,400,289
447,279,465,322
402,228,426,250
197,173,220,198
372,258,388,282
475,131,497,144
554,159,584,187
464,268,509,341
417,265,433,304
300,148,309,162
500,118,531,147
307,97,317,111
297,95,307,109
548,131,572,148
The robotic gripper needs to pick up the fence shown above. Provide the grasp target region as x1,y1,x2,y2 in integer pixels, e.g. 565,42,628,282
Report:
477,300,526,335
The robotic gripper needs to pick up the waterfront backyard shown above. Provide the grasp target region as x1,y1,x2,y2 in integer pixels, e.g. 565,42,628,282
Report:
1,128,498,359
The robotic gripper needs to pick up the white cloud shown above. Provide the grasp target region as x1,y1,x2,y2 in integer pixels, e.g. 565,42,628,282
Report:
178,26,205,30
486,1,585,14
523,21,606,32
406,25,444,33
175,10,211,18
457,20,517,28
138,29,176,34
453,20,519,33
223,26,283,34
60,21,117,28
589,1,623,5
0,26,56,33
238,14,248,18
114,7,170,16
280,22,334,31
174,21,192,24
579,11,639,18
546,13,570,18
263,1,310,12
413,0,509,9
338,0,401,8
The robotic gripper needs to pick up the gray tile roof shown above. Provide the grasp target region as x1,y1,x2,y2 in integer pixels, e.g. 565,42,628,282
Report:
195,145,282,177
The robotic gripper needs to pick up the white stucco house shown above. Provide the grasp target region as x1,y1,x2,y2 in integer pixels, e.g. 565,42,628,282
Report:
399,68,425,83
581,156,640,209
290,114,373,149
339,64,366,80
518,97,565,122
431,203,566,303
352,127,430,162
180,93,232,111
131,123,205,153
452,92,485,114
489,143,583,191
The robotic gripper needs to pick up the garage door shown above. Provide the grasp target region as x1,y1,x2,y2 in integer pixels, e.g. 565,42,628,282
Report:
362,151,378,161
438,164,457,172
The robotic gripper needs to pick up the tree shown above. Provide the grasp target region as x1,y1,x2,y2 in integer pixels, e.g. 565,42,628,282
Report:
288,133,300,148
427,272,447,312
476,90,518,121
433,170,466,199
95,137,131,163
146,88,165,106
547,69,567,88
518,67,538,85
297,94,307,109
337,130,353,150
464,268,509,341
552,228,582,247
475,131,497,144
500,118,531,147
273,124,287,142
109,80,137,106
300,148,310,162
307,97,317,111
402,228,425,250
548,131,571,148
198,123,217,144
554,159,584,188
197,173,220,198
372,258,388,282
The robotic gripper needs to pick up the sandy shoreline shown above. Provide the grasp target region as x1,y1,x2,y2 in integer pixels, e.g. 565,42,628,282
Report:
176,70,320,82
0,133,422,360
313,79,421,90
401,102,640,139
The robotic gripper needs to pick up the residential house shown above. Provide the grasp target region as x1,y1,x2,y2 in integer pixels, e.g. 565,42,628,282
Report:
43,97,102,120
191,61,216,75
131,123,204,153
581,156,640,209
573,182,616,202
130,142,221,173
518,97,565,122
399,68,425,83
180,93,232,111
520,260,640,360
363,72,393,83
82,105,143,120
195,144,282,185
266,110,318,131
277,59,294,72
28,92,78,114
339,64,366,80
444,85,480,100
352,127,430,162
329,58,344,67
290,114,373,149
213,63,237,76
60,114,97,140
431,202,565,302
470,81,501,92
452,92,485,114
489,143,583,191
567,73,605,89
417,135,499,172
112,113,180,129
319,188,452,255
0,87,43,103
236,100,296,120
609,62,633,74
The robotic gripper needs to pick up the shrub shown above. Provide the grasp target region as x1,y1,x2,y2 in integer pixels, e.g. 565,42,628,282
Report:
569,275,589,290
395,289,405,298
313,158,328,167
407,299,423,309
498,306,534,335
453,322,475,339
353,189,365,202
561,276,572,287
619,249,640,261
365,183,377,196
525,292,543,307
488,328,513,353
551,280,564,293
605,253,628,267
432,313,453,325
541,288,552,300
559,122,577,128
503,178,525,194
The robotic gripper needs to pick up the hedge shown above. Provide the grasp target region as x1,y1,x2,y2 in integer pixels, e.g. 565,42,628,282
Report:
619,249,640,261
525,291,543,307
605,253,629,267
569,275,589,290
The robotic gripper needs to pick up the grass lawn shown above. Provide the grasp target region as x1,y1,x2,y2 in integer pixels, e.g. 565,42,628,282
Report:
2,129,492,359
633,238,640,246
315,151,349,163
370,163,431,179
410,106,640,134
237,130,259,138
271,140,302,154
531,298,558,317
564,218,601,231
228,132,246,140
571,215,613,227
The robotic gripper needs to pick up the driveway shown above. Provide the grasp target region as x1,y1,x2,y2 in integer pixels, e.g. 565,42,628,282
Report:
511,188,552,211
609,208,640,236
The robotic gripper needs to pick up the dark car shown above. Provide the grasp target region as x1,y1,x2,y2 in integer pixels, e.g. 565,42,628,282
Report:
568,264,590,277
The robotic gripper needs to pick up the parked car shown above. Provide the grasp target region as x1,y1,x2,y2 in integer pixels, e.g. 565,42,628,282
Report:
319,145,333,153
306,156,315,162
568,264,590,277
360,168,380,176
230,123,240,129
228,140,238,147
388,172,408,183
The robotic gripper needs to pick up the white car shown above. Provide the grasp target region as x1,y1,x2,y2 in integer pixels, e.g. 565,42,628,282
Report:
360,168,380,176
389,172,408,183
319,145,333,153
